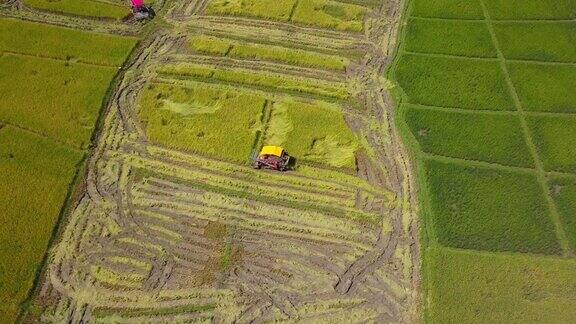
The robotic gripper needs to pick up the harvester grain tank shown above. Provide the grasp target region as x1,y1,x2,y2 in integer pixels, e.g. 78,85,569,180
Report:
252,146,291,171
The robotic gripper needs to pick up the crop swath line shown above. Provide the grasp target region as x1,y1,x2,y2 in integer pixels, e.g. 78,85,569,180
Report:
124,158,380,224
143,145,394,208
145,168,356,202
138,177,375,229
288,0,300,21
423,153,537,175
480,0,573,256
154,75,348,104
152,77,347,113
187,26,360,56
155,61,349,91
2,50,122,68
142,144,377,194
133,195,376,250
133,200,374,252
125,160,362,217
252,99,273,155
190,15,363,40
165,54,345,82
133,182,377,240
176,0,210,16
125,150,359,202
182,20,367,52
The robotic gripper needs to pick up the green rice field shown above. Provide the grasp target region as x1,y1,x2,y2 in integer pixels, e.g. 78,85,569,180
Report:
393,0,576,320
265,100,358,169
0,18,137,66
508,63,576,113
0,126,84,322
188,35,348,71
23,0,130,19
426,247,576,323
403,105,533,167
484,0,576,20
395,54,513,110
405,19,496,58
138,83,266,163
205,0,367,31
0,19,135,323
424,159,560,254
158,63,350,100
549,177,576,250
528,115,576,174
411,0,484,19
493,22,576,63
0,55,120,149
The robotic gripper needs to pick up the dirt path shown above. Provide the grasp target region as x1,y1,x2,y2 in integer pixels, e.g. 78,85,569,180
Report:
22,0,421,322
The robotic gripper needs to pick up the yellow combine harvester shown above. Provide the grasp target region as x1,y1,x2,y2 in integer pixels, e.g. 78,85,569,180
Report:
252,146,291,171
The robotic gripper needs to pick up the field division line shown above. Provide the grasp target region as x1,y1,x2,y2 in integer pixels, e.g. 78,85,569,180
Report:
0,121,86,152
403,50,576,67
403,93,576,120
426,153,576,181
422,153,537,175
410,16,576,23
480,0,573,257
402,50,498,61
2,50,121,68
165,53,344,81
405,102,518,115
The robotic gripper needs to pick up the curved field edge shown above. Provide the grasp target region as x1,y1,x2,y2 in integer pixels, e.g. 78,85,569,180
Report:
9,34,143,324
385,0,431,321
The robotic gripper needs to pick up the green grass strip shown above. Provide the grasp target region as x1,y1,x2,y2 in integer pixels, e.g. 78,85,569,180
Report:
188,35,348,71
158,63,349,100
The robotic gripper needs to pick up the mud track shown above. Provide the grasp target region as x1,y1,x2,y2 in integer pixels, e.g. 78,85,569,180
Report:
24,0,421,322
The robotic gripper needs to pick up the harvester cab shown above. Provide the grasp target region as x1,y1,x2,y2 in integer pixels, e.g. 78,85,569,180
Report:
252,146,291,171
131,0,155,20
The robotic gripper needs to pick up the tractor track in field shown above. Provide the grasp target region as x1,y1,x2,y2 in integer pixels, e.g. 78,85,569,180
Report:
171,0,208,17
162,53,346,82
24,0,421,322
179,17,368,53
189,15,363,41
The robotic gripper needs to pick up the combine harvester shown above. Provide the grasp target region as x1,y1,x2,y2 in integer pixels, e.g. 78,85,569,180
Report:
130,0,155,20
252,146,291,171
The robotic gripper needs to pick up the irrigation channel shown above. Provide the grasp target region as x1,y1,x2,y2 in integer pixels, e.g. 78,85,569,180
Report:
6,0,422,321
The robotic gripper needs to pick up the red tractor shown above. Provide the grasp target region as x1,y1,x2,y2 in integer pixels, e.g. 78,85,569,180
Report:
252,146,291,171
